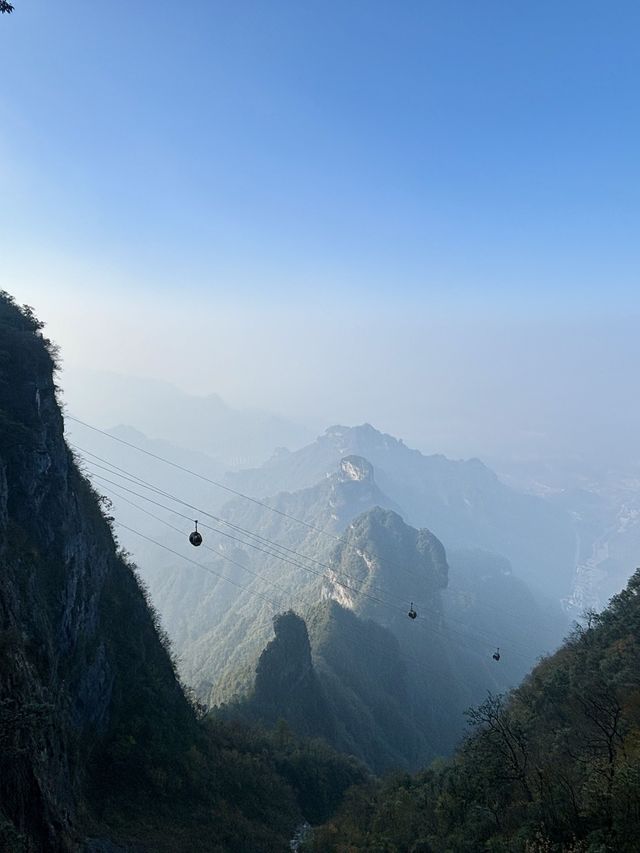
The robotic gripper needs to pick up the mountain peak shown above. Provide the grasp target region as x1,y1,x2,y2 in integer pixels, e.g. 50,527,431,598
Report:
325,507,449,621
325,423,396,443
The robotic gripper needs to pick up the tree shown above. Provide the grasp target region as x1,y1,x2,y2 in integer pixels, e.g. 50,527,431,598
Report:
0,2,14,14
465,692,533,803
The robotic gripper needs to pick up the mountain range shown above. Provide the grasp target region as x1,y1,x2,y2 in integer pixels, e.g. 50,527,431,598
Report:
226,423,577,598
62,367,312,467
139,451,567,771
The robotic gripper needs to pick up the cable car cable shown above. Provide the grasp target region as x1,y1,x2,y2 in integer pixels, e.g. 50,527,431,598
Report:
70,431,562,637
92,470,537,662
85,463,542,659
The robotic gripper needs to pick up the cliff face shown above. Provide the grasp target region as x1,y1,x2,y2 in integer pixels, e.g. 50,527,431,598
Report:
0,294,191,850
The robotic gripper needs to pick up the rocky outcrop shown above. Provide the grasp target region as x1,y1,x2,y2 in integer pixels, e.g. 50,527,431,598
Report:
327,456,402,528
338,455,374,482
252,611,335,741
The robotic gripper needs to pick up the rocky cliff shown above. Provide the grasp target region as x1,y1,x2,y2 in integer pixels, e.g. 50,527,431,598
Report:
0,297,195,849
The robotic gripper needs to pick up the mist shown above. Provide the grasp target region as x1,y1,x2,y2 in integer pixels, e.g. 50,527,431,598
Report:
10,282,639,470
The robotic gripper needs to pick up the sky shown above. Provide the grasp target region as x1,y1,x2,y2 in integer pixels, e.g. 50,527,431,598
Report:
1,1,640,464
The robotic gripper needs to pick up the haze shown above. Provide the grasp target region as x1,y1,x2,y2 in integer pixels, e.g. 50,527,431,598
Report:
3,1,640,467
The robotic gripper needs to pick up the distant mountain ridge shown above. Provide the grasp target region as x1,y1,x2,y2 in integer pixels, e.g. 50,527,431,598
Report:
63,387,573,777
62,367,313,466
227,423,576,598
142,449,565,772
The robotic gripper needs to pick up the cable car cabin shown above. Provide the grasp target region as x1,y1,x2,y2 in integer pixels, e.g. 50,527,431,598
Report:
189,521,203,547
408,602,417,620
493,648,501,662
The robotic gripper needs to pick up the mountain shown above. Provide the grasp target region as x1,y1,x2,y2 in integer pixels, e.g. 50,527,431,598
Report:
309,568,640,852
221,604,437,773
62,367,313,467
324,505,448,623
306,600,434,771
143,454,404,699
0,292,364,852
129,430,567,773
212,498,462,772
190,494,563,773
227,423,577,599
226,611,336,741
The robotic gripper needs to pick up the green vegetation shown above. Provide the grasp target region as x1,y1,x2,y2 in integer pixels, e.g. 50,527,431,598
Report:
143,422,569,778
218,603,435,773
307,570,640,852
86,716,367,853
211,505,472,773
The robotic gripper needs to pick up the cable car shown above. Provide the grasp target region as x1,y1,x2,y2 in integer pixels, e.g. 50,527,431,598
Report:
189,520,203,547
407,602,417,620
492,647,501,662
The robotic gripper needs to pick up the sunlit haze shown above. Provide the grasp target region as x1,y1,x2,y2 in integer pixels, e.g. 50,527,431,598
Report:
3,1,640,464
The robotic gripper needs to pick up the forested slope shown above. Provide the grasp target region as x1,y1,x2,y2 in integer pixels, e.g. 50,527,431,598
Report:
218,604,439,773
308,569,640,852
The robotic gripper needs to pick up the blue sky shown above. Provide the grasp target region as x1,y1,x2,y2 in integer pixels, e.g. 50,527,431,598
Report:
1,2,639,461
3,0,639,303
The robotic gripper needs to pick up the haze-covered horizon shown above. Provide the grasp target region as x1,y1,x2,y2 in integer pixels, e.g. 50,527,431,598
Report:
3,1,640,470
23,305,640,473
